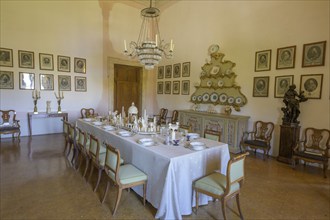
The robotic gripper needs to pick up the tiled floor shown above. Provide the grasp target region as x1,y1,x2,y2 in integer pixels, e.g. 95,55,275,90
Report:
1,134,329,220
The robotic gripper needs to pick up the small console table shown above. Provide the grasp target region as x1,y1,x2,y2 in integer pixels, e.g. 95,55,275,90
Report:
27,112,68,136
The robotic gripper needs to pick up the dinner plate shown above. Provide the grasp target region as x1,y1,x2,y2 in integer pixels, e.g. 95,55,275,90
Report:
93,121,102,126
103,125,116,131
202,93,210,102
117,131,132,137
83,118,93,122
190,141,206,150
210,93,218,103
187,133,200,139
138,138,157,147
219,93,227,103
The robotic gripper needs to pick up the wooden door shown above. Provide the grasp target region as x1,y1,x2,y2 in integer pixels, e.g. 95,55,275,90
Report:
114,64,142,115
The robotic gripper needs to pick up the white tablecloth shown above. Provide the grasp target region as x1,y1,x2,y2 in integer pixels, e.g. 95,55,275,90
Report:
76,119,230,220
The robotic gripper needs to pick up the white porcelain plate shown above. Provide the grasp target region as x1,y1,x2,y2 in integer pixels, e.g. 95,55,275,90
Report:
208,44,220,54
117,131,132,137
235,97,242,105
191,96,197,102
218,80,224,87
103,125,116,131
190,141,206,150
228,96,235,104
202,93,210,102
219,93,227,103
197,96,202,102
210,93,218,103
93,121,102,126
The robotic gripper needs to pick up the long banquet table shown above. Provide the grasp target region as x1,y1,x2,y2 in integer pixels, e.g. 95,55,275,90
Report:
76,119,230,220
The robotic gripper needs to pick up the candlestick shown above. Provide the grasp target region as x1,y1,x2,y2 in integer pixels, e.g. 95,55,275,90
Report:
170,39,173,51
124,40,127,51
155,35,158,47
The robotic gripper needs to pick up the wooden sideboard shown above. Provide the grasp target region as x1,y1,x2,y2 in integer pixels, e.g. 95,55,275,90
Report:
178,110,250,153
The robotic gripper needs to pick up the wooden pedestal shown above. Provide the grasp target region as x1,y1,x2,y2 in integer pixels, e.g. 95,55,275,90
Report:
277,124,300,164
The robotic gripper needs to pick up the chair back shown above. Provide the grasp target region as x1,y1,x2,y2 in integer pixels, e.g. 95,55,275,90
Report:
63,120,71,137
104,143,121,183
76,127,86,149
157,108,168,125
254,121,274,142
204,129,221,142
302,128,330,154
81,108,95,118
179,124,192,134
171,110,179,124
89,134,101,161
225,152,249,195
0,110,18,126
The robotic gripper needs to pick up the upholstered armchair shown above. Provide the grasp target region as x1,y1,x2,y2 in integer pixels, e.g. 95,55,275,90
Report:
292,127,330,178
240,121,274,159
0,110,21,142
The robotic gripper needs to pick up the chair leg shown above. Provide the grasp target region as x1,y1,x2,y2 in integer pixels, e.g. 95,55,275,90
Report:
93,168,103,192
236,194,244,220
221,198,227,220
88,164,94,183
195,191,199,212
66,143,72,158
71,147,76,166
83,158,90,179
113,187,122,215
143,183,146,206
63,140,68,155
323,163,327,178
102,181,110,204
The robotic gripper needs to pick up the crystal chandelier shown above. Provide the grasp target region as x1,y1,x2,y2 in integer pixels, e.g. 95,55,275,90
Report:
124,0,174,70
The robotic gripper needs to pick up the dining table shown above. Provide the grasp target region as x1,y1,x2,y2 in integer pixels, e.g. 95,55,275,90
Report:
76,119,230,220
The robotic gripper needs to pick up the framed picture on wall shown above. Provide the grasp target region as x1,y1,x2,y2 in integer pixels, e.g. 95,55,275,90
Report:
158,66,164,79
58,55,70,72
164,81,171,94
39,53,54,70
19,72,35,90
0,48,13,67
299,74,323,99
157,82,163,94
165,65,172,78
40,74,54,91
18,50,34,69
255,50,271,72
58,75,71,91
74,57,86,73
253,76,269,97
172,81,180,94
75,76,87,92
276,46,296,69
0,71,14,89
302,41,326,67
274,75,294,98
173,63,181,78
181,80,190,95
182,62,190,77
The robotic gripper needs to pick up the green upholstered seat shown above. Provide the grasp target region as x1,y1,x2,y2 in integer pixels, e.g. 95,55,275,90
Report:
102,143,147,215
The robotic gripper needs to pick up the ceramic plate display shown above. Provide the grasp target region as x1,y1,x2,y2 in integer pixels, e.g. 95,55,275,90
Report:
202,93,210,102
210,93,218,103
197,96,202,102
208,44,220,54
218,80,224,87
211,66,220,75
191,95,197,102
228,96,235,104
207,80,212,87
219,93,228,103
235,97,242,105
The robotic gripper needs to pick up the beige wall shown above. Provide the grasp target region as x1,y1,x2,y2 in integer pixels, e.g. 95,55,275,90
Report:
1,1,329,157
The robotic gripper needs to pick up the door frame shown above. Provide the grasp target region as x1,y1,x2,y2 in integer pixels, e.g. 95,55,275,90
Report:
107,57,147,113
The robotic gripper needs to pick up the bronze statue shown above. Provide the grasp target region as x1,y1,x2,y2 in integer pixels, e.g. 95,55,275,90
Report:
281,84,307,125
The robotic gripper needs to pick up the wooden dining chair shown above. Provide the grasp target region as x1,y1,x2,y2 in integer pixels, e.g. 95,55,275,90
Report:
170,110,179,124
75,127,90,176
155,108,168,125
204,129,221,142
88,134,107,192
0,110,21,142
193,152,249,220
179,123,192,134
102,143,148,215
63,120,75,160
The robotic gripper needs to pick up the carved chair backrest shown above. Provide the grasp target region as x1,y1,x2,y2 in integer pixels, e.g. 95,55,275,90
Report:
179,124,192,134
160,108,168,121
204,129,221,142
81,108,95,118
254,121,274,142
0,110,18,126
302,128,330,155
171,110,179,124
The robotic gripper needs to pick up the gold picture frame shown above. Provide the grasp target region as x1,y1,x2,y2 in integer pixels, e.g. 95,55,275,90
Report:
302,41,326,67
255,50,271,72
299,74,323,99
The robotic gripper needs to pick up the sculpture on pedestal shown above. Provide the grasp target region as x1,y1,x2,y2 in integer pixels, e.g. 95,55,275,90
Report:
281,84,308,125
